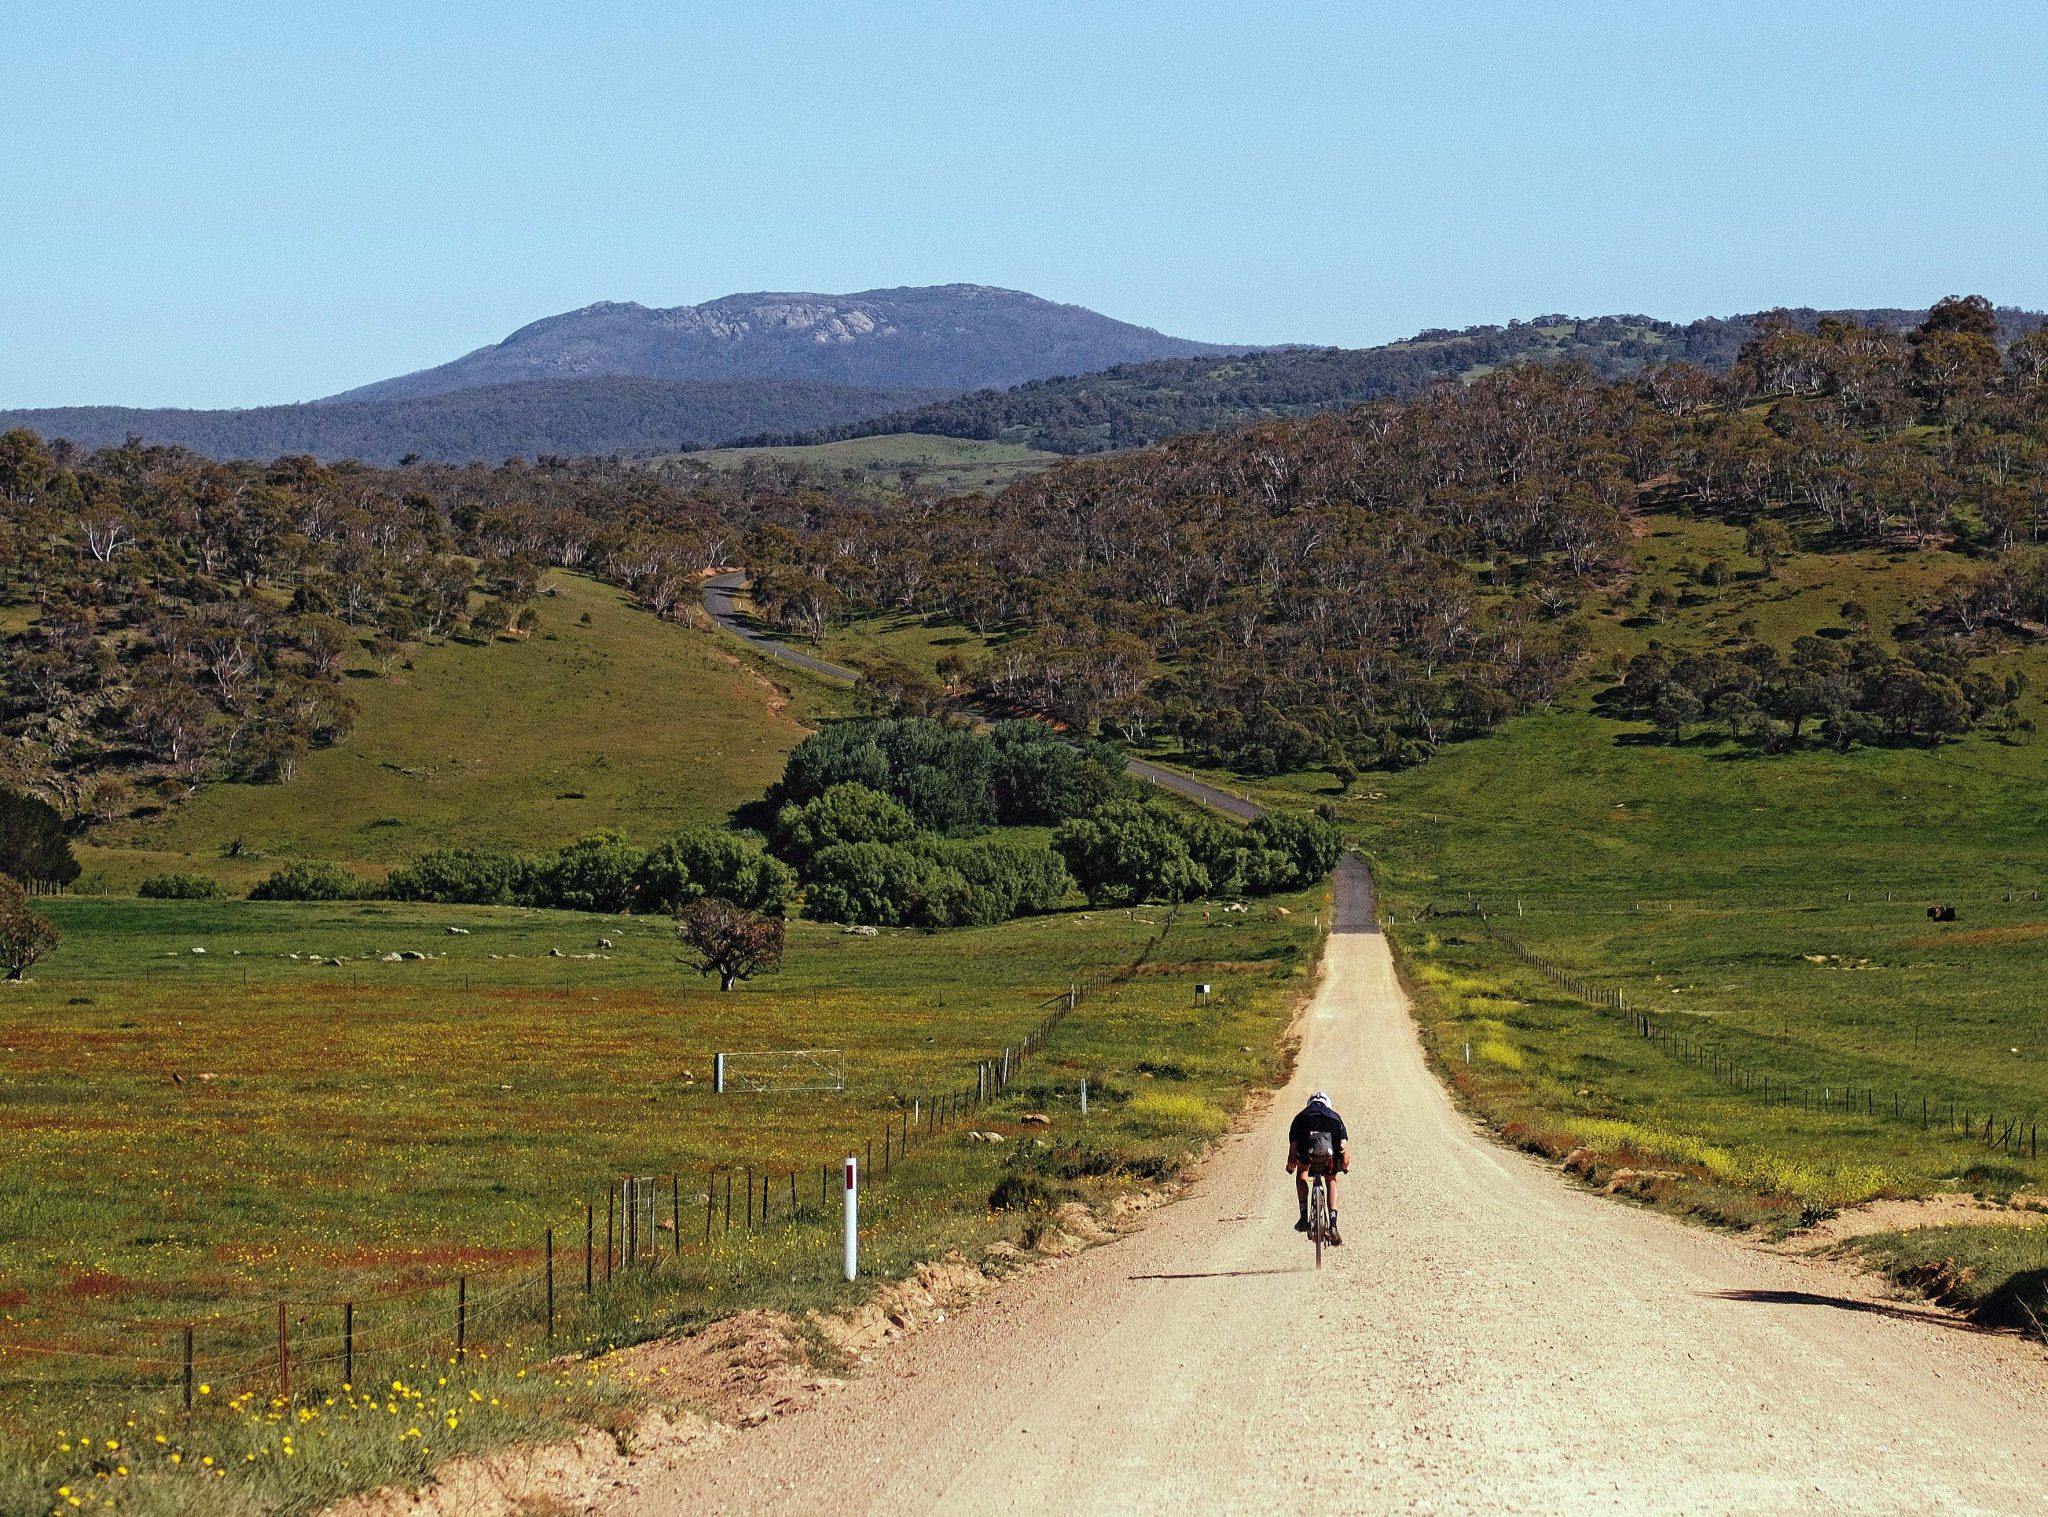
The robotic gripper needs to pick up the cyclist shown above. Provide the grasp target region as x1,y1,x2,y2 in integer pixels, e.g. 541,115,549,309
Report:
1286,1090,1348,1245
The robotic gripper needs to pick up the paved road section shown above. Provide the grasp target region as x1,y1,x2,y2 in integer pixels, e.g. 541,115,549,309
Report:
701,573,1264,820
628,855,2048,1516
702,571,863,684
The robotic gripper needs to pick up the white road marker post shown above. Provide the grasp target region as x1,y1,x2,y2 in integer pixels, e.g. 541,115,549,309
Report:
1080,1077,1089,1119
843,1157,859,1281
714,1053,725,1094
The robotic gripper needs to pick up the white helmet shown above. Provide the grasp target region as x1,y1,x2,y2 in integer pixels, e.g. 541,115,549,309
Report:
1307,1090,1331,1107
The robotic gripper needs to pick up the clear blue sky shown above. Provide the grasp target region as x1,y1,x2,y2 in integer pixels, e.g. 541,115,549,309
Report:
5,1,2046,408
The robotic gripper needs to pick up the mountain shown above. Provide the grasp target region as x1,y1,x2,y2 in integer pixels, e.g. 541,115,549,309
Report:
0,377,947,466
756,305,2048,455
326,284,1241,404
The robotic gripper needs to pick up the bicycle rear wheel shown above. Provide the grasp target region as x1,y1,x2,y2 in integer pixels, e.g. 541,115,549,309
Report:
1311,1177,1327,1268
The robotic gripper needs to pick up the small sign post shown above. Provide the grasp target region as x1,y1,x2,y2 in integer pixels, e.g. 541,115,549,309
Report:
843,1156,859,1281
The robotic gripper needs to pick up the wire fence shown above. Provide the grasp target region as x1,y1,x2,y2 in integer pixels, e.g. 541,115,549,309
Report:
1468,899,2043,1162
0,966,1108,1413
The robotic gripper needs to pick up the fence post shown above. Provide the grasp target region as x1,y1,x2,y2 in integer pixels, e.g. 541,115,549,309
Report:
672,1175,681,1257
276,1303,290,1401
843,1156,859,1282
456,1276,467,1363
545,1230,555,1339
585,1203,594,1295
606,1187,615,1283
715,1053,726,1094
626,1178,637,1267
1081,1077,1089,1118
746,1168,755,1228
343,1301,354,1385
182,1325,194,1412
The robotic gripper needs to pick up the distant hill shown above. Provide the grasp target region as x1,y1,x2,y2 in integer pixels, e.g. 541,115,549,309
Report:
756,305,2048,454
327,284,1242,403
0,376,947,466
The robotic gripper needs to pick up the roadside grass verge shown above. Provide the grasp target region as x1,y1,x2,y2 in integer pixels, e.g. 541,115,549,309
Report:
0,887,1322,1513
1846,1224,2048,1333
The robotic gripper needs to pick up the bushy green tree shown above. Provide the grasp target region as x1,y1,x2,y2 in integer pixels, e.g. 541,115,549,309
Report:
384,848,531,905
1246,812,1344,890
770,782,916,868
1051,801,1209,907
530,831,640,913
802,841,972,928
0,873,58,980
948,836,1074,925
248,861,373,901
637,827,794,915
777,717,995,832
987,722,1130,823
0,789,79,892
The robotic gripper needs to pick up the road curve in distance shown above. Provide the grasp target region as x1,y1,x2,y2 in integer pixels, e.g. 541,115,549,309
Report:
702,571,862,684
701,572,1267,822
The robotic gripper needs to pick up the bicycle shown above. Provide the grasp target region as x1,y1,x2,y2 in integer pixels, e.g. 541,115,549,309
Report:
1305,1165,1333,1267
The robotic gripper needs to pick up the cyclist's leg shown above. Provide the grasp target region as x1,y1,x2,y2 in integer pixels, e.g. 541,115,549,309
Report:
1294,1168,1310,1228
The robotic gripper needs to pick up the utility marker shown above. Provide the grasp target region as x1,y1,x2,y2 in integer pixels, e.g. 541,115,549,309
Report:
843,1156,859,1281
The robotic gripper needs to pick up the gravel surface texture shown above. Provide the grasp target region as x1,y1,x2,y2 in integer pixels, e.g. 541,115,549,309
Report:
622,857,2048,1515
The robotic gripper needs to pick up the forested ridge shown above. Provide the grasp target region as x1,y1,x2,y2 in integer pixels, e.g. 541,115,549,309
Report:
0,376,949,467
750,304,2048,456
4,296,2048,846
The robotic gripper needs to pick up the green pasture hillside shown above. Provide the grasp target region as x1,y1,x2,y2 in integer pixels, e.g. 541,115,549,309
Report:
87,574,848,888
1138,519,2048,1236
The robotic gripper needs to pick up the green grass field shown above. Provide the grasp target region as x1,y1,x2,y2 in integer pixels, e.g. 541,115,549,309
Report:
1120,518,2048,1238
0,886,1320,1511
813,611,1004,684
83,574,841,891
1344,516,2048,1269
685,434,1061,492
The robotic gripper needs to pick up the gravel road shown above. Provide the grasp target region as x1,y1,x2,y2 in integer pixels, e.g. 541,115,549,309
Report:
631,856,2048,1515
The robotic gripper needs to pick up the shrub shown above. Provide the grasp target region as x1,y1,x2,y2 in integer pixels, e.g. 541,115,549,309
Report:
947,836,1073,925
777,717,994,833
526,831,639,913
770,782,916,868
988,722,1131,824
384,848,530,905
637,827,794,915
802,842,971,928
247,861,374,901
1051,800,1209,906
988,1172,1057,1211
1244,812,1344,891
136,872,225,901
